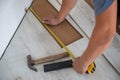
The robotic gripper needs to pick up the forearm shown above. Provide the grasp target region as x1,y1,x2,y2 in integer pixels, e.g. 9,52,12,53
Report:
81,0,117,66
58,0,77,21
81,24,115,66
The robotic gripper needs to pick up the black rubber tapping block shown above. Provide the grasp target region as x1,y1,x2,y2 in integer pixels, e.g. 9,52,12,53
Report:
44,60,73,72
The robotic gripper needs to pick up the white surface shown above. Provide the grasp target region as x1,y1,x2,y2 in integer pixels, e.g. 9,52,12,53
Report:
0,10,119,80
104,33,120,73
49,0,120,74
57,0,95,38
0,0,33,58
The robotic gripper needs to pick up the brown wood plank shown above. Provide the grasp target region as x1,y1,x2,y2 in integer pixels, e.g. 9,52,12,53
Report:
31,0,82,46
85,0,93,8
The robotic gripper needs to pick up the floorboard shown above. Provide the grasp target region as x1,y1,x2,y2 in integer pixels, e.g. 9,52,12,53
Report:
0,0,32,58
0,5,120,80
0,10,65,80
104,34,120,73
48,0,120,74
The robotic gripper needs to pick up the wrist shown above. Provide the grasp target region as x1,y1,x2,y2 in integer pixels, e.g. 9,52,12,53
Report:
57,14,65,22
79,56,91,67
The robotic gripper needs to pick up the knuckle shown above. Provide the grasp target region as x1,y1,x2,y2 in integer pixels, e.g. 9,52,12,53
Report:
79,70,85,74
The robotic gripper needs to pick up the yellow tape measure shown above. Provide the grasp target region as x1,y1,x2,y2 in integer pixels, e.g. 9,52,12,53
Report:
30,8,75,59
30,7,95,74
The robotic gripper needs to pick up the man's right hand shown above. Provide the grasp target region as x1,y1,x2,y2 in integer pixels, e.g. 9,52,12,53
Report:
43,15,63,26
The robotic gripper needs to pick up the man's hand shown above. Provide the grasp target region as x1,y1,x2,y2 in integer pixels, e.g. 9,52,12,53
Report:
43,0,77,26
43,15,63,26
72,57,89,74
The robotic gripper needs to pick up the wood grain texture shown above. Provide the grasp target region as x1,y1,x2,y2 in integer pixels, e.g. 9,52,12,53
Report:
58,0,95,38
85,0,93,8
48,0,120,78
104,33,120,73
31,0,82,46
0,10,65,80
48,0,120,74
0,2,120,80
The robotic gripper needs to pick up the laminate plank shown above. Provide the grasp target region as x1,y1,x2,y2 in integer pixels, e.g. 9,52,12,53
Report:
31,0,82,46
0,0,32,58
0,4,120,80
48,0,120,79
49,0,120,74
104,33,120,73
57,0,95,38
58,56,120,80
85,0,93,8
0,9,89,80
0,9,90,80
0,10,65,80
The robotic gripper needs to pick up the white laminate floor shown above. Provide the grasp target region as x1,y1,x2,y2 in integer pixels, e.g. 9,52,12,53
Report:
49,0,120,74
104,34,120,73
0,1,120,80
0,0,32,58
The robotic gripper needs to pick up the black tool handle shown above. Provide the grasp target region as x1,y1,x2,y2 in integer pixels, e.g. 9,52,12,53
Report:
44,60,73,72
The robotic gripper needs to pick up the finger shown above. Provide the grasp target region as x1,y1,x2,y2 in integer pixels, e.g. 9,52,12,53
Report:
72,62,86,74
43,20,51,25
43,18,49,21
42,18,49,23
